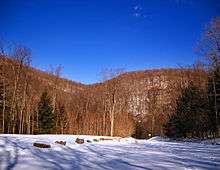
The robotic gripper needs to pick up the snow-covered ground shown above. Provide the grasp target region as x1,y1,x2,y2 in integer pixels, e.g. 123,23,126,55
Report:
0,134,219,170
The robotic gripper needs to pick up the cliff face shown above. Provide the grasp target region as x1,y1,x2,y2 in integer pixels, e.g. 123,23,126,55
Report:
0,56,207,137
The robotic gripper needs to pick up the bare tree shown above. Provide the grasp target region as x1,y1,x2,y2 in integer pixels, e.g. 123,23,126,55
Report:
198,18,220,130
8,44,32,133
100,68,124,136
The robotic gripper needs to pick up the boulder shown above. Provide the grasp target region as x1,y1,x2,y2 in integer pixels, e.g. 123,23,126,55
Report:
86,140,92,143
75,138,84,144
55,141,66,145
33,142,51,148
100,138,113,141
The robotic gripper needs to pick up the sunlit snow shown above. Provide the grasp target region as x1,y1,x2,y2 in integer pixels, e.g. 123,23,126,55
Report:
0,135,219,170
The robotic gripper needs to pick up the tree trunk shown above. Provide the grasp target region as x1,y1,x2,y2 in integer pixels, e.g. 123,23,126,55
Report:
212,77,218,128
110,95,115,137
2,76,5,133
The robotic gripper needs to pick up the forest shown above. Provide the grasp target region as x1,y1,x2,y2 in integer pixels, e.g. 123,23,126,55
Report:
0,18,219,139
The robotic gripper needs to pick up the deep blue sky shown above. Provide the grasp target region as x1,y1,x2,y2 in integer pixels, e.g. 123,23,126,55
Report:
1,0,220,84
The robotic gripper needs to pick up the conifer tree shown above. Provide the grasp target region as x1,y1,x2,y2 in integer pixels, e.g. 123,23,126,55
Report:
38,91,54,134
164,83,209,138
208,67,220,133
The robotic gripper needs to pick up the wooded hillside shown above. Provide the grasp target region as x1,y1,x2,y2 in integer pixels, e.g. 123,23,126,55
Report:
0,53,207,137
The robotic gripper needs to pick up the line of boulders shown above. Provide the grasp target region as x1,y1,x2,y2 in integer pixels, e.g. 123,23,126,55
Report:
32,137,106,148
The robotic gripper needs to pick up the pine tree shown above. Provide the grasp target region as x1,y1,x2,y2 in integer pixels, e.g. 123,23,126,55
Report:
207,67,220,134
38,91,54,134
164,83,209,138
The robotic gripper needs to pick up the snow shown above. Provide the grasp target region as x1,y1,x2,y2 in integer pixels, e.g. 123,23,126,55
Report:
0,134,219,170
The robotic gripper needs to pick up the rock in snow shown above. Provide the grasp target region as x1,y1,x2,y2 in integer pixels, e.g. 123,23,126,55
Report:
55,141,66,145
33,142,51,148
75,138,84,144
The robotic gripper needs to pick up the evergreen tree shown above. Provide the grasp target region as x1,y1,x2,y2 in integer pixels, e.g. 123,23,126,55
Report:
164,83,209,138
38,91,54,134
207,67,220,133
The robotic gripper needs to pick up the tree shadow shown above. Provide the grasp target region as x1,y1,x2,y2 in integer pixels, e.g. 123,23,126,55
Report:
0,136,19,170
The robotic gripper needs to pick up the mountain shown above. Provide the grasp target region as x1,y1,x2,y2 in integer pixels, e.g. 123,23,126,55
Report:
0,56,207,137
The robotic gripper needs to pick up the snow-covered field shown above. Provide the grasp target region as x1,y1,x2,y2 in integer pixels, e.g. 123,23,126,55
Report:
0,134,219,170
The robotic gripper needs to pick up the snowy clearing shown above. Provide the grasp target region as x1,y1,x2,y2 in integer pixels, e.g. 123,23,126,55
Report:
0,135,219,170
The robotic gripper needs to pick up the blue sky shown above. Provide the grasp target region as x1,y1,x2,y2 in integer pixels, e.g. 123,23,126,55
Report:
1,0,220,84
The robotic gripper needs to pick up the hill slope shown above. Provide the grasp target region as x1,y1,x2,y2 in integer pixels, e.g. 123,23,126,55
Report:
0,56,207,137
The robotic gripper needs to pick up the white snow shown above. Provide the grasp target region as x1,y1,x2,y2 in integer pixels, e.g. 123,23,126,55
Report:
0,134,219,170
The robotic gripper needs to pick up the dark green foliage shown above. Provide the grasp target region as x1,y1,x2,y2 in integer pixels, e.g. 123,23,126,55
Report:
38,91,54,134
207,67,220,131
164,83,209,138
